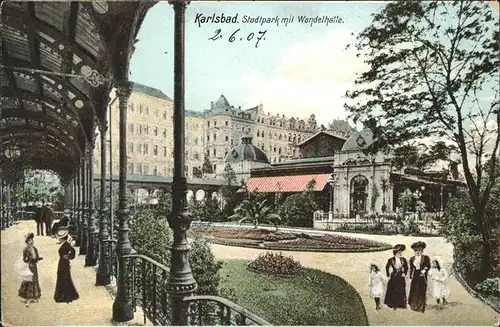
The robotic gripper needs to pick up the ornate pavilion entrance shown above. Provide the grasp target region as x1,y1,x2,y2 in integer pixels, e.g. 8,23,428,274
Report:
1,1,269,325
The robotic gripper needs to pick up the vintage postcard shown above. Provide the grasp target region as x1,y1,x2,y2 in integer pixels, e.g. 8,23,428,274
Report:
1,1,499,326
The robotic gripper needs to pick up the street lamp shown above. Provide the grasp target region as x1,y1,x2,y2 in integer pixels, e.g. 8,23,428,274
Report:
327,174,336,222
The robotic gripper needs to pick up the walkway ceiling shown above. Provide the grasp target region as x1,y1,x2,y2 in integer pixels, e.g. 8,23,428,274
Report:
1,1,154,183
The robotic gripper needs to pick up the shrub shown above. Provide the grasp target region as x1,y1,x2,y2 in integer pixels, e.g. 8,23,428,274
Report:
189,198,223,222
247,252,302,276
474,278,500,297
130,209,223,295
441,191,486,283
278,192,318,227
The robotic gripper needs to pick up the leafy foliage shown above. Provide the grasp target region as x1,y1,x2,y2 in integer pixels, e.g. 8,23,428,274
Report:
129,209,223,295
229,191,281,228
397,188,414,214
189,197,223,222
440,190,489,282
248,252,302,276
346,0,499,276
22,169,64,208
474,278,499,297
278,191,318,228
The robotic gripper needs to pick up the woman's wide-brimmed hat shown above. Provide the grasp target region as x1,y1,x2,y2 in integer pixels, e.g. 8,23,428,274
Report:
369,261,380,270
24,232,34,243
411,241,427,250
393,244,406,253
55,228,69,240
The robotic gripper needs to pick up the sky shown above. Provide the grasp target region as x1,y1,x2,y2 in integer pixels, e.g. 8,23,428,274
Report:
129,1,384,126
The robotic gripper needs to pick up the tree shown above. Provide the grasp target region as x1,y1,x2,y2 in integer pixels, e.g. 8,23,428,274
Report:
392,141,458,171
345,1,499,278
189,197,223,222
202,156,214,176
229,191,281,229
23,169,64,207
220,164,239,217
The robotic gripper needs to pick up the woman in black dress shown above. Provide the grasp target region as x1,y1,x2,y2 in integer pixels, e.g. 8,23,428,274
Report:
384,244,409,309
408,241,431,313
18,233,43,305
54,228,79,303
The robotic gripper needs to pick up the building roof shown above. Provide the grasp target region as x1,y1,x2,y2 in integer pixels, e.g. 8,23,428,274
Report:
131,82,172,101
225,136,270,164
297,130,347,147
245,173,330,193
341,129,375,151
214,94,230,108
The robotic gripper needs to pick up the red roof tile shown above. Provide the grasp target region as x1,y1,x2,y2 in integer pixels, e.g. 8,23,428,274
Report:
245,174,330,193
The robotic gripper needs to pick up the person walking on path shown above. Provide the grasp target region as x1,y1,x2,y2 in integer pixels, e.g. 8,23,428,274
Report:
384,244,408,310
42,203,53,237
368,262,387,310
18,232,43,306
428,256,451,309
34,203,44,236
54,228,79,303
408,241,431,313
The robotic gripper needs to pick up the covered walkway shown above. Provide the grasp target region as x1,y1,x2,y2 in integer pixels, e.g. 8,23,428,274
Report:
1,220,146,326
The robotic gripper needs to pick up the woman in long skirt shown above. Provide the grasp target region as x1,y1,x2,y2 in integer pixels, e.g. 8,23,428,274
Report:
54,228,79,303
18,233,43,305
408,241,431,313
384,244,408,309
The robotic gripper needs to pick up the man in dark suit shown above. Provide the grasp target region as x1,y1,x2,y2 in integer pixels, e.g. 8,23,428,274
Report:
42,203,54,236
34,202,44,236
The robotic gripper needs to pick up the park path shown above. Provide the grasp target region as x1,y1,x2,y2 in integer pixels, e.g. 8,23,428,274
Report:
209,224,499,326
1,221,146,326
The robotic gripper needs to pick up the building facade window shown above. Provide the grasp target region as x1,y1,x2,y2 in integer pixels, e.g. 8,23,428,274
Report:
153,145,158,156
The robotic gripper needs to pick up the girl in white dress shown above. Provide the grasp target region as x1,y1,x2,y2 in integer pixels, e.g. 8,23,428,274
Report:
369,262,387,310
428,257,451,308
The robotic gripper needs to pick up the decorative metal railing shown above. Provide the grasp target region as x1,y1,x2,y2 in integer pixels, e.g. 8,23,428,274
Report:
124,254,172,325
105,239,118,280
123,254,272,326
184,295,272,326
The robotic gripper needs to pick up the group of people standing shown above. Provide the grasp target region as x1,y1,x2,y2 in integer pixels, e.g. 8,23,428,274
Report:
34,203,53,237
369,241,451,313
17,219,79,306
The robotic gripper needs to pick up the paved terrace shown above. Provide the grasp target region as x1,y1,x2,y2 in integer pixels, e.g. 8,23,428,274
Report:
1,221,146,326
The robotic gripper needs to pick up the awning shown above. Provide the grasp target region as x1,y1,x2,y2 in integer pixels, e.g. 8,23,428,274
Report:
244,174,330,193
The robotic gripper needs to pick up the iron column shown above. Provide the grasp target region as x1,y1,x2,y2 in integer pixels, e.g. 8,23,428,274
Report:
79,149,88,255
75,165,82,247
112,82,135,322
86,132,98,266
96,121,111,285
167,1,198,325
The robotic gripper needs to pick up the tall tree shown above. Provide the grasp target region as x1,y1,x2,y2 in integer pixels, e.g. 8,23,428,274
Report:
345,1,499,277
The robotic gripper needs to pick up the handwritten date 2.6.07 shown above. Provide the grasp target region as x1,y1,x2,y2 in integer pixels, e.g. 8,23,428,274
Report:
209,29,267,48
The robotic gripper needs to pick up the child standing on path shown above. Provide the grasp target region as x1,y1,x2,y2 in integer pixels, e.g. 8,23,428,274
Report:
428,257,451,309
369,262,387,310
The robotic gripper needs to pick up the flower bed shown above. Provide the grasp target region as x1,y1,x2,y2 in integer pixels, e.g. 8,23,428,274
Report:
247,252,302,277
206,228,296,241
312,234,386,248
205,228,392,252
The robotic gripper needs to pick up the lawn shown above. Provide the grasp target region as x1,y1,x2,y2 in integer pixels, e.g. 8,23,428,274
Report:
219,260,368,326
